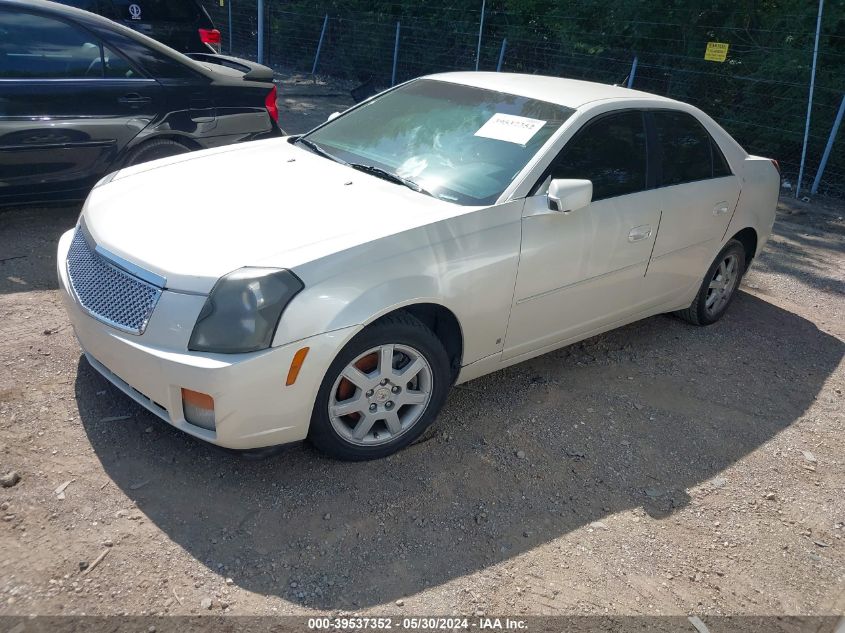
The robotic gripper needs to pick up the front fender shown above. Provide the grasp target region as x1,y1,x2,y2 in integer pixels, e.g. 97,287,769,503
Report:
272,200,525,365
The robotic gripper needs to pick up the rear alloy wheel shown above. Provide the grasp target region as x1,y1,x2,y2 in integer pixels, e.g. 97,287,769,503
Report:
309,313,451,460
676,239,746,326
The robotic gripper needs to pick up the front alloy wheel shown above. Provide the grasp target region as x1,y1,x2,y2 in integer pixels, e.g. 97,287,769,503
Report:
329,344,433,446
309,312,451,460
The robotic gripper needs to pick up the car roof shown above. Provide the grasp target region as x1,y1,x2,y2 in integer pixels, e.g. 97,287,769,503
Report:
428,72,678,109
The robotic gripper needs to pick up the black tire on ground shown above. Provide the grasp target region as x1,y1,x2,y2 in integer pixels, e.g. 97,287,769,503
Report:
676,239,747,326
122,139,191,167
308,312,452,461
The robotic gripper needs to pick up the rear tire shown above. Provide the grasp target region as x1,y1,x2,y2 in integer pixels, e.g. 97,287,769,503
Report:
676,239,746,326
122,139,191,167
308,312,451,461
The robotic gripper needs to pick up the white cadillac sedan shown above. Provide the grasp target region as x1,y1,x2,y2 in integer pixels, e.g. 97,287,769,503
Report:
57,72,780,460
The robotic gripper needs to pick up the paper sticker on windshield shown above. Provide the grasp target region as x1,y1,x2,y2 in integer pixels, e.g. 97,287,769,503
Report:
474,113,546,145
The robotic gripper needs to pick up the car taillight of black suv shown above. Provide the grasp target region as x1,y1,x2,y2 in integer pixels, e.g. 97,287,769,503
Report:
55,0,220,54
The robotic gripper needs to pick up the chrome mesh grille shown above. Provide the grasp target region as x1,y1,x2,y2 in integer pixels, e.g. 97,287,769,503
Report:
66,228,161,335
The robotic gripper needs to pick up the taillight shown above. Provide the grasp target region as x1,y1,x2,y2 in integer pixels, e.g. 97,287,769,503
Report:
265,85,279,124
771,159,781,175
199,28,221,54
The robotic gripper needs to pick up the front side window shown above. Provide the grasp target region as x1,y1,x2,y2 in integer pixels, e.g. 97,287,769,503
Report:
654,111,719,186
0,10,140,79
547,110,649,201
0,10,104,79
303,79,575,206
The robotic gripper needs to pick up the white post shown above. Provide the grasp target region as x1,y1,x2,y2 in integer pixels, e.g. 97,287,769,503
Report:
811,94,845,195
796,0,824,199
475,0,485,71
627,56,638,89
391,21,400,87
496,38,507,72
257,0,264,63
312,14,328,76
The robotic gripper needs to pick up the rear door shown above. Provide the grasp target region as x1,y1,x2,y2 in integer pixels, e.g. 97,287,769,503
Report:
0,8,161,204
642,110,741,304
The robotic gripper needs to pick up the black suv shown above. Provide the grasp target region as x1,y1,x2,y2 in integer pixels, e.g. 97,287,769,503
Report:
54,0,220,54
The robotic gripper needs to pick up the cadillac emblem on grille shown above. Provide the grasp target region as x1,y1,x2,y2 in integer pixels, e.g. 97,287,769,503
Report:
66,227,162,335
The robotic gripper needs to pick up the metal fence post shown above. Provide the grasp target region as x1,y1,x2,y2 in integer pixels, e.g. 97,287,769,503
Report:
811,94,845,195
475,0,485,71
496,38,507,72
391,21,400,86
627,55,638,88
796,0,824,199
227,0,232,54
257,0,264,63
312,14,328,76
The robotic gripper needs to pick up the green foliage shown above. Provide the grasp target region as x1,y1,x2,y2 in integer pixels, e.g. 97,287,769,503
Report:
206,0,845,193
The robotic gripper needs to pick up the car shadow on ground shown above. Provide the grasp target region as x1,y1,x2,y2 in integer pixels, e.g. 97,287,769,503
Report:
0,205,79,295
73,291,844,609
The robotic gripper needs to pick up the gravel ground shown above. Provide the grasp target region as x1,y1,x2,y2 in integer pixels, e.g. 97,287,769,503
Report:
0,81,843,619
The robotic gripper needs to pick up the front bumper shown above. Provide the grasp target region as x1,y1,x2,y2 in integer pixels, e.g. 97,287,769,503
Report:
57,229,358,449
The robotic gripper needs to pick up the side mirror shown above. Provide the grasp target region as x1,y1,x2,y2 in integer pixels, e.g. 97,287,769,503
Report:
327,111,341,122
547,179,593,214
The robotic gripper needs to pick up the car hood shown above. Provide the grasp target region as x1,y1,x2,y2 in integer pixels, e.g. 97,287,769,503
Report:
81,138,469,294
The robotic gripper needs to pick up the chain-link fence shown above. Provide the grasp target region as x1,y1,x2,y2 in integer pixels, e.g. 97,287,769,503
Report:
202,0,845,199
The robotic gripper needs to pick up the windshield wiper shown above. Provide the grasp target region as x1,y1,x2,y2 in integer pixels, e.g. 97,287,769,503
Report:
348,163,433,197
294,137,348,165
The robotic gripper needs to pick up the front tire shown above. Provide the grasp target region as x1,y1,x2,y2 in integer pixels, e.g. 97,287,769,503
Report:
308,313,452,460
676,239,746,326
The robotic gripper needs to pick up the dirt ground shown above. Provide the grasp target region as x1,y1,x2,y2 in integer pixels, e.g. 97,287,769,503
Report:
0,78,843,621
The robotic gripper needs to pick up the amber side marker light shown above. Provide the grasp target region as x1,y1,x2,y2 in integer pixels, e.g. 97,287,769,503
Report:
181,388,215,431
286,347,310,386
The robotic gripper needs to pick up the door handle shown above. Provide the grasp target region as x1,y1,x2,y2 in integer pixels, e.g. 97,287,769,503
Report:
117,93,152,106
628,225,652,242
713,202,730,216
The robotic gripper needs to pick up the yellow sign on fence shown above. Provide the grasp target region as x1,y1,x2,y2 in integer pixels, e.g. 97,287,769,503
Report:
705,42,730,62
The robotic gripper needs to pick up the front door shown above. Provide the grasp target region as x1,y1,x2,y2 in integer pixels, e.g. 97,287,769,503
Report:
504,110,661,360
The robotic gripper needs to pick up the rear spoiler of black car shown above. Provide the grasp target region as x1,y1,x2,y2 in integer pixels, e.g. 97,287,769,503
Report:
186,53,274,82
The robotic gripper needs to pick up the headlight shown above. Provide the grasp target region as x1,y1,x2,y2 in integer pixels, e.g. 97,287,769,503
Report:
188,268,303,354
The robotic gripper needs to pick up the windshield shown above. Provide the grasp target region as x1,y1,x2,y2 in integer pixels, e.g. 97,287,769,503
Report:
303,79,575,205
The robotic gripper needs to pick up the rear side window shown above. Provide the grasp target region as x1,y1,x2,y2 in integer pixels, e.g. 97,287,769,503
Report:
548,110,648,201
654,111,731,186
0,10,103,79
110,0,199,22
